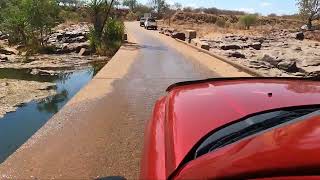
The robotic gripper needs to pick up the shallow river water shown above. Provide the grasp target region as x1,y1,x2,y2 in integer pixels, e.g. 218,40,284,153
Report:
0,63,105,162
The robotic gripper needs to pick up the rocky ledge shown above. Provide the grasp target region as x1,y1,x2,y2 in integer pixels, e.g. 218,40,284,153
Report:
160,26,320,77
199,30,320,77
0,79,56,118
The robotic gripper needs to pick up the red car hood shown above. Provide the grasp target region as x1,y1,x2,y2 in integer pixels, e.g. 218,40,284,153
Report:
165,79,320,175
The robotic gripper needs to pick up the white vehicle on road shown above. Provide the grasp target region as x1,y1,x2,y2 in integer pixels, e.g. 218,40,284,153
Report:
144,18,157,30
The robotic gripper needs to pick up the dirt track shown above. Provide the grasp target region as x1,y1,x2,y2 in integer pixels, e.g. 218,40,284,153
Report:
0,22,249,179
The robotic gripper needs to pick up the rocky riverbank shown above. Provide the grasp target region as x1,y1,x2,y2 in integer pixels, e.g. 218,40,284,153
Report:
160,26,320,77
197,30,320,77
0,22,109,74
0,22,110,118
0,79,56,118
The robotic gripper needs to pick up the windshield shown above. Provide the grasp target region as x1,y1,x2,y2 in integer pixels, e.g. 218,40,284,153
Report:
148,19,156,22
194,106,320,159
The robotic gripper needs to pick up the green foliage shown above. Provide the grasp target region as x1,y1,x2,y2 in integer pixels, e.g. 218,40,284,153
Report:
89,18,124,56
122,0,137,11
89,0,116,50
239,14,258,30
134,4,153,18
103,18,124,42
0,0,59,49
150,0,169,16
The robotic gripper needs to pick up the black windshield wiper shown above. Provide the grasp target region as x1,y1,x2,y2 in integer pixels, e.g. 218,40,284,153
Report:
195,107,320,158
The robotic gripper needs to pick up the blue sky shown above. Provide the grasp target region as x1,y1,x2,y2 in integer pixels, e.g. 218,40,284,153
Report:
138,0,298,15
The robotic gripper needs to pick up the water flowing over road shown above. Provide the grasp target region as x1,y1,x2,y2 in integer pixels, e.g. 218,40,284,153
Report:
0,22,244,179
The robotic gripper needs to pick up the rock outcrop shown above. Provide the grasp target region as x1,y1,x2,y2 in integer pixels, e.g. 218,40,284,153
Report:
45,23,91,55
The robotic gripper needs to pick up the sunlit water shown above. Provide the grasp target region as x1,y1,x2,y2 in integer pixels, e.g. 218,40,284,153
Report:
0,63,105,163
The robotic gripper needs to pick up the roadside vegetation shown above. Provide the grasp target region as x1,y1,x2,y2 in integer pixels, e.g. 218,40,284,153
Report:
0,0,126,56
0,0,59,52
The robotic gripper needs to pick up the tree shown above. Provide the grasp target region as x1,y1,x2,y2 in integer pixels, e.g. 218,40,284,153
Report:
24,0,60,46
0,0,59,47
134,3,153,18
88,0,116,50
149,0,167,15
173,2,182,10
239,14,258,30
297,0,320,29
122,0,137,11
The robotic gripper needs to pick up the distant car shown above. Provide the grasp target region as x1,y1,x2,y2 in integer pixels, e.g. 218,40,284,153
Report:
140,78,320,180
140,17,146,27
144,18,157,30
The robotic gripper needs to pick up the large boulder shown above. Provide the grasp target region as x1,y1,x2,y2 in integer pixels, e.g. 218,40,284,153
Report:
199,42,210,51
277,59,300,73
295,32,304,41
249,43,262,50
63,36,87,43
53,42,90,54
228,51,246,59
64,42,90,53
171,32,186,41
260,54,281,66
220,44,241,50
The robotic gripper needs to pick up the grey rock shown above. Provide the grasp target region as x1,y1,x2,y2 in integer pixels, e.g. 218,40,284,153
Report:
0,55,9,62
78,48,91,56
171,32,186,41
228,51,246,59
220,44,241,50
295,32,304,41
200,43,210,51
294,46,302,51
260,54,281,66
277,60,299,72
249,43,262,50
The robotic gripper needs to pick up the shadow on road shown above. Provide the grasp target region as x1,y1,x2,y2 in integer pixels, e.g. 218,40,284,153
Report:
96,176,126,180
123,41,167,51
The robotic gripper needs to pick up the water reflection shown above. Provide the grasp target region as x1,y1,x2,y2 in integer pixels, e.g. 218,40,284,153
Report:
0,62,106,163
37,90,69,114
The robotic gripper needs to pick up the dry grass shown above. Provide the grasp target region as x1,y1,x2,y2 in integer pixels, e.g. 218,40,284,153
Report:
159,20,278,39
159,11,306,39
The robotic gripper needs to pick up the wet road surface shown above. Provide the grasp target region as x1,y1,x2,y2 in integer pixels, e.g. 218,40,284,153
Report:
0,22,220,179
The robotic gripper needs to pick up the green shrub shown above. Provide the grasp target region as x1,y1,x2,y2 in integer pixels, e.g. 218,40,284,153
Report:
103,18,125,42
215,18,226,27
89,18,125,56
239,14,257,30
0,0,59,50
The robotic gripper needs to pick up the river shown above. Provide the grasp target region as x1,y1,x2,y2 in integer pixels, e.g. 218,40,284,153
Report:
0,63,105,163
